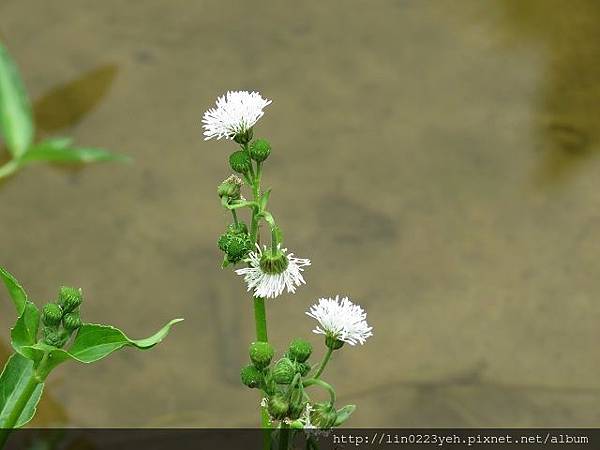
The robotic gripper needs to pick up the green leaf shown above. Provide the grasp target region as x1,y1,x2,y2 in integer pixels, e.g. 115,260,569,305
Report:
0,42,33,158
21,139,130,164
0,266,28,316
260,189,271,210
334,405,356,426
22,319,183,367
11,301,40,356
0,354,44,428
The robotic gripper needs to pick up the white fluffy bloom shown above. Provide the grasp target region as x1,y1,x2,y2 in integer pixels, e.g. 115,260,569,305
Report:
235,244,311,299
306,296,373,345
202,91,271,140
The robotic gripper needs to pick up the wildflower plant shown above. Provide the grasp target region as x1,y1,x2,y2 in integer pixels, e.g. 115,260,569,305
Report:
0,267,182,447
204,91,373,447
0,42,127,182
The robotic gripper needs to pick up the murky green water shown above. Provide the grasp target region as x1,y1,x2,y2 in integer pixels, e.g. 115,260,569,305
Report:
1,0,599,427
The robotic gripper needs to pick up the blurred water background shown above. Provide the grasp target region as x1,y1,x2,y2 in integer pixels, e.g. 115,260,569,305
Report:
1,0,599,427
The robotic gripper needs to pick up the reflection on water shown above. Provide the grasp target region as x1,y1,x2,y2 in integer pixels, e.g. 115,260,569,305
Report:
1,0,600,428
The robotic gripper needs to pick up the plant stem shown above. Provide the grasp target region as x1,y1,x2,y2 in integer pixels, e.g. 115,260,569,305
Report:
0,160,19,180
254,297,268,342
313,347,333,379
303,378,336,404
231,209,239,227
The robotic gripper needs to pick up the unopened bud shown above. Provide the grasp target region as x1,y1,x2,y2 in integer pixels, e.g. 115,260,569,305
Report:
63,312,82,332
42,303,63,327
59,286,82,313
288,339,312,363
268,394,289,420
240,364,263,389
272,358,296,384
310,402,337,429
249,341,274,369
249,139,271,163
229,151,252,174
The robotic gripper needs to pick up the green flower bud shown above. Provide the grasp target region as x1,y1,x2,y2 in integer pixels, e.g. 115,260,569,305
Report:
249,139,271,163
272,358,296,384
326,335,344,350
217,175,243,200
240,364,263,389
217,233,231,252
42,303,63,327
228,222,249,235
59,286,82,313
43,328,68,348
268,394,289,420
310,402,338,429
63,312,82,332
249,341,274,369
296,361,311,377
288,339,312,363
225,233,252,264
229,151,252,174
259,250,289,275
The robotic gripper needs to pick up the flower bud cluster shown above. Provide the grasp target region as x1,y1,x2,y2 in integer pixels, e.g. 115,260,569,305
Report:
217,222,252,266
41,286,84,348
240,339,336,424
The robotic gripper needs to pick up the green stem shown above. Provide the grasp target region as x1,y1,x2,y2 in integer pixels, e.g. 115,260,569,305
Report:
313,347,333,379
303,378,336,404
254,297,268,342
261,406,272,450
231,209,239,227
0,160,19,180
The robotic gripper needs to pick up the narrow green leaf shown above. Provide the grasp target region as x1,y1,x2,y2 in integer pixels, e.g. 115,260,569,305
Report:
260,189,271,210
11,301,40,355
0,42,33,157
334,404,356,426
0,353,44,428
22,319,183,367
0,266,28,316
21,140,130,164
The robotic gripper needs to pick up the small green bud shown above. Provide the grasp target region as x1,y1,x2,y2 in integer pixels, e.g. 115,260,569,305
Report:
217,233,231,252
249,139,271,163
229,151,252,174
240,364,263,389
228,222,249,235
326,335,344,350
268,394,289,420
225,233,252,263
310,402,338,429
217,174,243,200
296,361,311,377
272,358,296,384
59,286,82,313
259,250,289,275
63,312,82,332
42,303,63,327
43,329,68,348
249,341,274,369
288,339,312,363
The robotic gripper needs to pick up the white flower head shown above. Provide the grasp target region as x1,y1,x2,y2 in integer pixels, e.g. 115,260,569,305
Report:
306,296,373,346
235,244,311,299
202,91,271,140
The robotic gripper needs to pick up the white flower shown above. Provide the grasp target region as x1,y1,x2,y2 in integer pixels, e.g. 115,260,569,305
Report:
202,91,271,140
306,296,373,345
235,244,311,299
